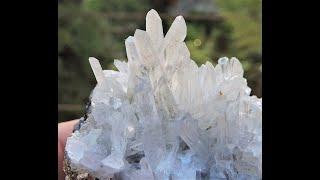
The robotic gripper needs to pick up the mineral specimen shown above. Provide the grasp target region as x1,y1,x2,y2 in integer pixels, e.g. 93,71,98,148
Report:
64,9,262,180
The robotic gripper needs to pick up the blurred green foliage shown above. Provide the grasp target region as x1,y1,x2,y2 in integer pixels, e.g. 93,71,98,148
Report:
185,0,261,95
82,0,150,12
58,0,261,122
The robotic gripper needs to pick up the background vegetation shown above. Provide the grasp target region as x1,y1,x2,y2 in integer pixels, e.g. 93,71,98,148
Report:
58,0,261,122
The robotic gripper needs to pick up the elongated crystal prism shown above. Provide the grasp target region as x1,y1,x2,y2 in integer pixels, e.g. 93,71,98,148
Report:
64,9,262,180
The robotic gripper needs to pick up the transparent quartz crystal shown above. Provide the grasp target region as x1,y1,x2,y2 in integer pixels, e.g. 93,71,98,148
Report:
65,9,262,180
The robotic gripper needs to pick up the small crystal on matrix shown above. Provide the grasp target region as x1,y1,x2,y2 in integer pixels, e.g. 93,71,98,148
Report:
64,9,262,180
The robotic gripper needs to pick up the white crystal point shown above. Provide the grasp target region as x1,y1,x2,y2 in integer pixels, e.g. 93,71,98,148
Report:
230,57,244,77
125,36,139,63
167,16,187,42
217,57,244,80
65,9,262,180
161,16,187,53
114,59,128,74
89,57,105,84
146,9,164,49
218,56,228,64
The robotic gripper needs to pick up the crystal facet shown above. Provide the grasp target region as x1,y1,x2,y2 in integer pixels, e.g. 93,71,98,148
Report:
65,9,262,180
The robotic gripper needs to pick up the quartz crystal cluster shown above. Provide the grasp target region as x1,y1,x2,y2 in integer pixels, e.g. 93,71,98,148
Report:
64,9,262,180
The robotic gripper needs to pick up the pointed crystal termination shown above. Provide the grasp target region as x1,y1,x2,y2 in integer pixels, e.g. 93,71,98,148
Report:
146,9,164,50
161,15,187,53
89,57,105,84
65,9,262,180
125,36,139,63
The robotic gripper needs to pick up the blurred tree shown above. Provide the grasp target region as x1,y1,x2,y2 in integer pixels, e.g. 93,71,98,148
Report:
59,3,120,105
185,0,261,96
